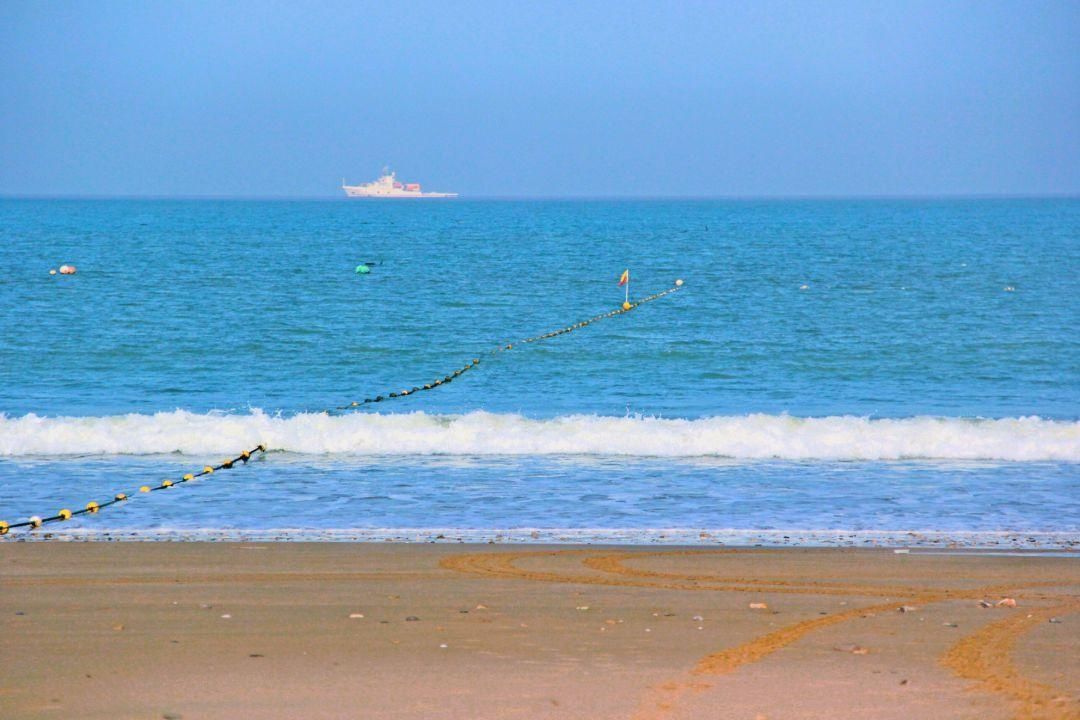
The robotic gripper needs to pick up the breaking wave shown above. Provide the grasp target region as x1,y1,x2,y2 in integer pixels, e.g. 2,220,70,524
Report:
1,410,1077,461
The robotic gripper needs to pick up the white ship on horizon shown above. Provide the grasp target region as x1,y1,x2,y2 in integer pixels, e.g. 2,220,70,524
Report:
342,168,458,198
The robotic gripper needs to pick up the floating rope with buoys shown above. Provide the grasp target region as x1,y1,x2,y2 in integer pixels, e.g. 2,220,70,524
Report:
0,446,266,536
1,278,684,535
331,279,685,411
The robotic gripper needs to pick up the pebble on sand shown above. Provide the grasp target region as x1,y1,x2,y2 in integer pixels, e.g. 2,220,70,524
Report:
749,602,768,610
898,605,918,613
996,598,1017,608
349,613,365,619
833,644,869,655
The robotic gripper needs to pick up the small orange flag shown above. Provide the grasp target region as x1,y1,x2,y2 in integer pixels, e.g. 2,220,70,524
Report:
618,269,629,287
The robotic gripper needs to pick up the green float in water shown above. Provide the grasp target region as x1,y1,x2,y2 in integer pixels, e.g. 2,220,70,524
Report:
355,264,371,275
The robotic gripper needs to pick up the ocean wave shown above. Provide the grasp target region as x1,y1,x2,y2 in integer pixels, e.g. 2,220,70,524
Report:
0,410,1077,461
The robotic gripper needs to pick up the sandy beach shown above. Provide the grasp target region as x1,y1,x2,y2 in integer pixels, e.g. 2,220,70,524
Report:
1,544,1076,719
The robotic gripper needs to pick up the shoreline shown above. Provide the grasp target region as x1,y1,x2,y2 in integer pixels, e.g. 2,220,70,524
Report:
2,543,1076,719
6,527,1079,550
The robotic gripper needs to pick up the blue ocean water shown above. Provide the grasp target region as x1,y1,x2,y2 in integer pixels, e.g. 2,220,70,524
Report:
1,198,1077,543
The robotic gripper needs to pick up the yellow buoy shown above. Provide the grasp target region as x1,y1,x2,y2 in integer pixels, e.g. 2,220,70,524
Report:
622,301,632,310
59,509,72,520
140,485,151,493
85,502,99,513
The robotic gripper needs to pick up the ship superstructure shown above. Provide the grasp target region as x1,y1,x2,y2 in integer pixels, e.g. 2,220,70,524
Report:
342,169,457,198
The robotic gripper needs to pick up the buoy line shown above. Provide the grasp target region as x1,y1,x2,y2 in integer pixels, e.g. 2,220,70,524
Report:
1,279,684,535
330,279,685,411
0,446,266,536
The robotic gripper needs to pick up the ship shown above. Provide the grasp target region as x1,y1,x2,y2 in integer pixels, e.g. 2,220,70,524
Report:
342,168,458,198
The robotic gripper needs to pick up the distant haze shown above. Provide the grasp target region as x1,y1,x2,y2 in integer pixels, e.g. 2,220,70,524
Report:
1,0,1077,198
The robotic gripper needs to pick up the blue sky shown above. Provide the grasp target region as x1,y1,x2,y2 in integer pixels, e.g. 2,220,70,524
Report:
1,0,1077,197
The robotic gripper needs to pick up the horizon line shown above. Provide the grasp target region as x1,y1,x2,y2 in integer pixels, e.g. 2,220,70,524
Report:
1,192,1078,202
2,191,1080,202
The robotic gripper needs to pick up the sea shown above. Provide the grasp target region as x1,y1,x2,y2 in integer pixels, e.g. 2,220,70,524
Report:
1,198,1077,546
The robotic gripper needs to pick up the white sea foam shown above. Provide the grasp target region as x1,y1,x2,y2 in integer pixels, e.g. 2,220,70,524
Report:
1,410,1077,461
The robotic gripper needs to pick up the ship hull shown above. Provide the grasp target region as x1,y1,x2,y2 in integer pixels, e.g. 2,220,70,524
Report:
342,170,457,198
343,187,458,198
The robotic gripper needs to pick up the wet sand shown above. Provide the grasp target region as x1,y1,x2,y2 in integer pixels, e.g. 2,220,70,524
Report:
1,544,1077,720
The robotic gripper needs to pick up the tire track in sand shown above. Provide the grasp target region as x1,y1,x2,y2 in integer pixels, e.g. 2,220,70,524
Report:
441,548,1078,720
941,601,1080,720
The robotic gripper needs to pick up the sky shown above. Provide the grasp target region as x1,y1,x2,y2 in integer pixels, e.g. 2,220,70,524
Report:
1,0,1077,198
